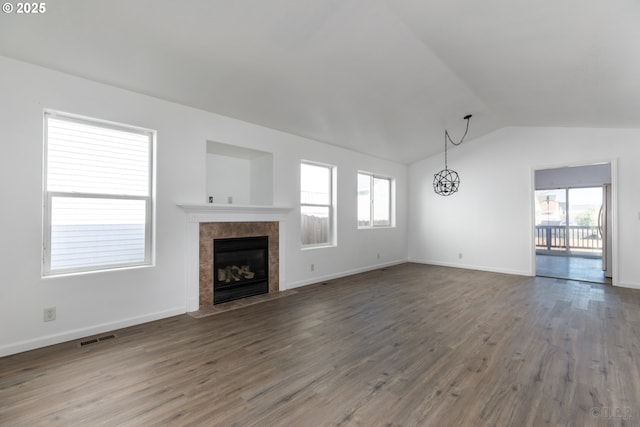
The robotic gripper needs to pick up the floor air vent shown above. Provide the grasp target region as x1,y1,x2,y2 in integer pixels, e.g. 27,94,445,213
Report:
79,334,116,347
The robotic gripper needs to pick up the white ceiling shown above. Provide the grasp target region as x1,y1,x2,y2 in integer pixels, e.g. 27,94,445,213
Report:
1,0,638,163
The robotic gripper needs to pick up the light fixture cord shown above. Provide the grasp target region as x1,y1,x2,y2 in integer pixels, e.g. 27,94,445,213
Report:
443,115,471,169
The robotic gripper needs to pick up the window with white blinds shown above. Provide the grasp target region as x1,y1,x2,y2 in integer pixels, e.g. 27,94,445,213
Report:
43,112,154,275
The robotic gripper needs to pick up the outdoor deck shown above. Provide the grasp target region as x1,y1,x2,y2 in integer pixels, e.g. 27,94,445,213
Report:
535,225,602,256
536,254,610,285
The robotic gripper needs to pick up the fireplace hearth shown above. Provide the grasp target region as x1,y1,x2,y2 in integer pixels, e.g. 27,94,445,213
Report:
213,236,269,304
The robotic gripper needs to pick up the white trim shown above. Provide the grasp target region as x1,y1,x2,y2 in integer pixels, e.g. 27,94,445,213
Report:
610,159,620,286
357,171,394,228
176,203,291,218
43,111,155,276
614,281,640,290
0,307,184,358
530,158,618,283
44,109,153,136
287,259,408,289
301,242,337,251
300,161,336,247
177,203,293,312
407,258,531,277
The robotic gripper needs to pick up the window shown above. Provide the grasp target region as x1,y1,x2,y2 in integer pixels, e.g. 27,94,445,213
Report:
300,161,335,246
43,112,154,275
358,172,392,227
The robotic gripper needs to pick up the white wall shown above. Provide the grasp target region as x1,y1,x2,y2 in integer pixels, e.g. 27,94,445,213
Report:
408,126,640,288
0,56,408,356
206,153,251,204
206,141,274,206
250,154,273,206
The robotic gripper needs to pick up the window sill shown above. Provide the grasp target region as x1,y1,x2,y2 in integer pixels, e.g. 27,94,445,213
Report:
42,263,153,279
301,243,336,251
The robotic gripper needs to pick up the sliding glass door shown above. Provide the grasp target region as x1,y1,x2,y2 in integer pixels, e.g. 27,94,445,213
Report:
535,187,603,256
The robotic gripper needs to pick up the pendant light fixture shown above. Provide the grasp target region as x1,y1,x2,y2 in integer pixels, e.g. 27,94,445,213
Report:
433,114,472,196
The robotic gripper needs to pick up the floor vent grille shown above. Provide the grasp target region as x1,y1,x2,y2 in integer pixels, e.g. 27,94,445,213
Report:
79,334,116,347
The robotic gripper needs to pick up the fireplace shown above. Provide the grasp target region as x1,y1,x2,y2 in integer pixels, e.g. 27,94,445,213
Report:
214,236,269,304
177,203,290,311
197,221,280,309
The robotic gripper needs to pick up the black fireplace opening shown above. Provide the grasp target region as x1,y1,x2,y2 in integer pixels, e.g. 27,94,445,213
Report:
213,236,269,304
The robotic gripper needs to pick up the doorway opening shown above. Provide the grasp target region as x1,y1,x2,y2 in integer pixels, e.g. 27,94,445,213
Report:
533,164,612,285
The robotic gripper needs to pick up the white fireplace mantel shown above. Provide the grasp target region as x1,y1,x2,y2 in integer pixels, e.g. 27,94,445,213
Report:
177,203,292,222
177,203,293,311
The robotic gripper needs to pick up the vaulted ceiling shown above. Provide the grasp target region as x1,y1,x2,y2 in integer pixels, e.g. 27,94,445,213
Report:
1,0,638,163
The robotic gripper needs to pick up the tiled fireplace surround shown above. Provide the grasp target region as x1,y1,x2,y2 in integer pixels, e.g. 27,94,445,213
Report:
178,205,290,311
199,221,279,307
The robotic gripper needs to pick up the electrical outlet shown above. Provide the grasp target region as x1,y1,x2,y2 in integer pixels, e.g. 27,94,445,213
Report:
377,253,381,260
44,307,56,322
458,253,463,259
310,263,315,272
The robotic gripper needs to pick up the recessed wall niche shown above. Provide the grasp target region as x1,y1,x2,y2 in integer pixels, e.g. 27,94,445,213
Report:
206,141,273,206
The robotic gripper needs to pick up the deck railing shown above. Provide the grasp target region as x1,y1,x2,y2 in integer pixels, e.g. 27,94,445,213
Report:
535,225,602,252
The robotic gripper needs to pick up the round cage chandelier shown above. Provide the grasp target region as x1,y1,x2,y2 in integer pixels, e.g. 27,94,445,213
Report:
433,114,472,196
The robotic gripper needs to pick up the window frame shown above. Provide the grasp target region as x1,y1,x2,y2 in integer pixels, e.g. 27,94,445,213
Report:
300,160,336,248
42,111,155,276
357,171,394,229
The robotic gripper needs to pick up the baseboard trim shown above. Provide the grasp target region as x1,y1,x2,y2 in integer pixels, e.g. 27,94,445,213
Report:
614,281,640,290
286,259,408,289
0,307,185,358
408,258,532,277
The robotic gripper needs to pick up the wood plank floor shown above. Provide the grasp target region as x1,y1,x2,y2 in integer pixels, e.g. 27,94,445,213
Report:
1,263,639,426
